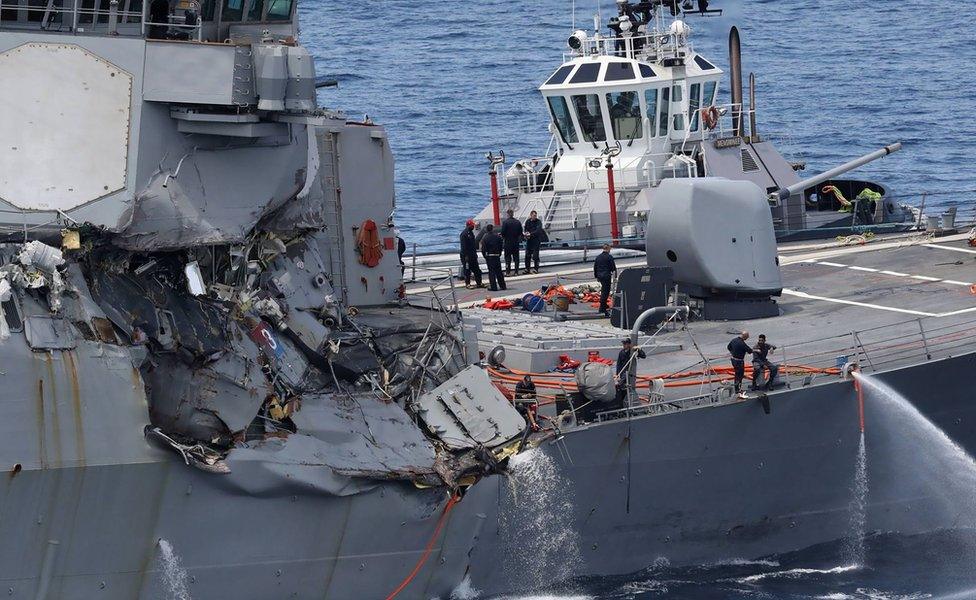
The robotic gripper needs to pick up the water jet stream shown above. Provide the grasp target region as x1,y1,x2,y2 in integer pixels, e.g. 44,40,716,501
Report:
156,538,193,600
502,448,582,591
853,372,976,521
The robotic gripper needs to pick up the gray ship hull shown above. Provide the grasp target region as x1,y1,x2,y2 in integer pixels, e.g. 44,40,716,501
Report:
468,352,976,596
0,459,500,599
3,354,972,599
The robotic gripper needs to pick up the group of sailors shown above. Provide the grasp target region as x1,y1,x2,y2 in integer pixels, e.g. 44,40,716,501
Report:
727,331,779,396
510,333,782,433
459,210,547,292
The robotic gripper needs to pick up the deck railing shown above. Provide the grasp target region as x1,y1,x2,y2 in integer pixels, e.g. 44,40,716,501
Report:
0,0,202,40
594,313,976,423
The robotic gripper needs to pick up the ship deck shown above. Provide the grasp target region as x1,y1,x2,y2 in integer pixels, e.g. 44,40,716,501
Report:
406,232,976,406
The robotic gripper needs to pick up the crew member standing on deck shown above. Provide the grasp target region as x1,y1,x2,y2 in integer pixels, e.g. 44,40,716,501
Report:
514,375,540,431
751,334,779,391
475,223,488,261
480,224,507,292
593,244,617,316
459,220,483,289
500,209,523,276
727,331,753,396
523,210,544,274
614,339,646,410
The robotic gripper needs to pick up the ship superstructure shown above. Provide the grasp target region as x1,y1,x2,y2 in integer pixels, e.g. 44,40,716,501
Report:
473,0,913,242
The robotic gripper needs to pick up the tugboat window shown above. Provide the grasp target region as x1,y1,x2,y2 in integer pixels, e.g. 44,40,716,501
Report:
221,0,243,20
79,0,95,23
545,65,575,86
571,94,607,143
644,88,658,136
604,62,635,82
28,0,49,22
569,63,601,84
265,0,290,19
658,87,670,136
547,96,579,144
247,0,264,21
688,83,701,131
694,55,716,71
606,91,642,141
638,63,657,79
703,81,717,106
671,85,683,102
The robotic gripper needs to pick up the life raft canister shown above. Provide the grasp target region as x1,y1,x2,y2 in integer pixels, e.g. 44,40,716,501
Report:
356,219,383,268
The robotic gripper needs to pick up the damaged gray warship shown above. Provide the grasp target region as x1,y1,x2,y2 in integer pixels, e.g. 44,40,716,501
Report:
4,0,976,598
0,2,530,598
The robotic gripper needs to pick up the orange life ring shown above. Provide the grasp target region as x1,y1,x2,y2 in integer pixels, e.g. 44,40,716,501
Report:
701,106,719,130
356,219,383,268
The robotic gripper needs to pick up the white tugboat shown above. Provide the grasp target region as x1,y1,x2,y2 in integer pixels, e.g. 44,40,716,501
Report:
473,0,914,244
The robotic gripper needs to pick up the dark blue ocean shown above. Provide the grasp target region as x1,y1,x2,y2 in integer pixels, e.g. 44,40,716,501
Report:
301,2,976,598
304,0,976,252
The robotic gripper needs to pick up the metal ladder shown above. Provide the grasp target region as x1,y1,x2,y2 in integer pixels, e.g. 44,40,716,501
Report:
318,130,347,297
544,192,591,230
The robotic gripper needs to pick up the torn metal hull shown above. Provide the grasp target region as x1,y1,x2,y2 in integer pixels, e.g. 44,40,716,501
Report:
467,353,976,596
0,460,496,599
0,315,489,599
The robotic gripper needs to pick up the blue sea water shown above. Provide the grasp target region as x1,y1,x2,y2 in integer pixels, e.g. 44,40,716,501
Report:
506,530,976,599
303,0,976,252
299,4,976,596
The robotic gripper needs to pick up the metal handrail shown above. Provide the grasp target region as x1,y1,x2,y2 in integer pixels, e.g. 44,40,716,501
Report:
0,0,203,40
591,315,976,423
561,22,695,64
405,268,460,313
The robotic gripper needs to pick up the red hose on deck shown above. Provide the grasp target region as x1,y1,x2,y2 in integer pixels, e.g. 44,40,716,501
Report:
385,493,460,600
488,363,840,395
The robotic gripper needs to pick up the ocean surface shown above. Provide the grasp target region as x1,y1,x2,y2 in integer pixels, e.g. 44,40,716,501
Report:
303,0,976,252
478,529,976,600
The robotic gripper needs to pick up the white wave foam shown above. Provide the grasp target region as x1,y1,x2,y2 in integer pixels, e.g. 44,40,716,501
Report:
618,579,670,594
449,575,480,600
932,587,976,600
495,596,593,600
732,563,859,584
703,557,781,568
853,589,931,600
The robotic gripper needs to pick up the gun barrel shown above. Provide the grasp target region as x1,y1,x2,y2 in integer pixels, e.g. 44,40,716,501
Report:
776,142,902,201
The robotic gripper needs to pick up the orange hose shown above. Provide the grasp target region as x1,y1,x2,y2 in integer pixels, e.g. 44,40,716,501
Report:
488,362,839,395
385,493,460,600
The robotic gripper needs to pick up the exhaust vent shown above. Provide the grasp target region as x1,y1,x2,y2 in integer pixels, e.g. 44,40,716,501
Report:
740,148,760,172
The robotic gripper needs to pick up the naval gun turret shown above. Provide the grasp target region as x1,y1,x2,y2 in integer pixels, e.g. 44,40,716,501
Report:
646,178,782,320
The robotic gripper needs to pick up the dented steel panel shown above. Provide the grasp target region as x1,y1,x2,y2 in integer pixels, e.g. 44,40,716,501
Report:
415,365,525,450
